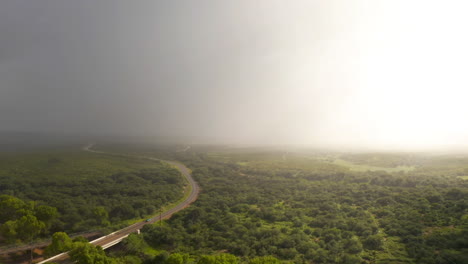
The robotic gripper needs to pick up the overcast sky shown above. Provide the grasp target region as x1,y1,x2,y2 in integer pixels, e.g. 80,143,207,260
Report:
1,1,468,149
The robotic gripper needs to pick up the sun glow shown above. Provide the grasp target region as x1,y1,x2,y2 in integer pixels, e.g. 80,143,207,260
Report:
306,1,468,150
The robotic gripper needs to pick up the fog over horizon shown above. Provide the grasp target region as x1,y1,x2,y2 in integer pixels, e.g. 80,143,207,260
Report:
2,1,468,151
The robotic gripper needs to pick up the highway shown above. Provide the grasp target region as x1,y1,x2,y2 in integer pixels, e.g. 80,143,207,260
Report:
38,144,199,264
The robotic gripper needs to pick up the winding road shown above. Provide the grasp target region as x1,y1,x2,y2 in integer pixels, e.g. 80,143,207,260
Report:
38,144,199,264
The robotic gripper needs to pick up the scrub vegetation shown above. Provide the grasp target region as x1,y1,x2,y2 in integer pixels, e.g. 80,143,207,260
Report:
0,151,186,246
1,145,467,264
135,148,467,264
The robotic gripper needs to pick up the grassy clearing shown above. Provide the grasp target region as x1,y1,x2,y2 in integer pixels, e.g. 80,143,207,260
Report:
210,150,416,173
312,155,414,172
330,158,415,172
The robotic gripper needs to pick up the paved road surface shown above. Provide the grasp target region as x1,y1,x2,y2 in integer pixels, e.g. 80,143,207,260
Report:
38,144,199,264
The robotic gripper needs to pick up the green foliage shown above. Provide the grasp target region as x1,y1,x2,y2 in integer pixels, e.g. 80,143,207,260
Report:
152,251,170,263
136,148,468,264
248,256,280,264
35,205,59,226
0,195,29,222
363,234,383,250
93,206,110,226
197,254,238,264
69,242,120,264
15,213,46,241
44,232,73,257
120,255,142,264
165,253,193,264
0,220,17,242
339,153,420,168
73,236,90,243
0,195,52,243
2,145,468,263
0,151,186,243
121,234,147,255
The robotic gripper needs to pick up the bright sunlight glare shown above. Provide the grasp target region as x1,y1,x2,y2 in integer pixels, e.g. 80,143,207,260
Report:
303,1,468,150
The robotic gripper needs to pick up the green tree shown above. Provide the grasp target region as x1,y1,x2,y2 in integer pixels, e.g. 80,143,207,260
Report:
0,195,57,245
197,254,238,264
343,236,363,254
165,253,186,264
0,195,27,222
13,214,46,264
152,251,169,264
44,232,73,257
363,235,383,250
0,220,17,243
16,213,46,242
35,205,58,226
248,256,280,264
121,255,142,264
93,206,110,226
122,233,146,254
69,242,119,264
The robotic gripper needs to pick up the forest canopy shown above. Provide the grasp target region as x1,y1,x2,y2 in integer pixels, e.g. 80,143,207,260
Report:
0,151,186,245
1,145,467,264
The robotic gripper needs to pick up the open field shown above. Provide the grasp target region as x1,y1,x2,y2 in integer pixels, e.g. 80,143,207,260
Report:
328,158,415,172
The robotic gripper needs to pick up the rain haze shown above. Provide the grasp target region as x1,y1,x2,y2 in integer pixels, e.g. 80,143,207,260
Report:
2,0,468,150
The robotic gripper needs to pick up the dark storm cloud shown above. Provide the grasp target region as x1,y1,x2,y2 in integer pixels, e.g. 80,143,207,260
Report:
2,1,468,149
1,1,301,141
